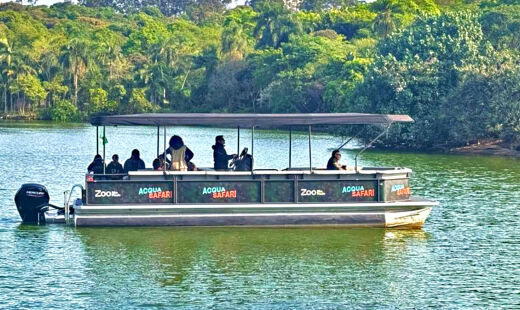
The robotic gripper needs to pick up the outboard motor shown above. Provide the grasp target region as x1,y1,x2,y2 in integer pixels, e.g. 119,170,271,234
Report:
14,183,50,224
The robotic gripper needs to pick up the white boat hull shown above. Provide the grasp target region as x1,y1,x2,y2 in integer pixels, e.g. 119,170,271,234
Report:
73,200,437,228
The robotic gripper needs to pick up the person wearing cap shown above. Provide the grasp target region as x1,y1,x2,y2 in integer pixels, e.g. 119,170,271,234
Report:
327,150,347,170
212,135,237,171
107,154,124,177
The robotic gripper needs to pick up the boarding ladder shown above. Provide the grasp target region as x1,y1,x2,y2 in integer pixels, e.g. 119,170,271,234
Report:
63,184,84,225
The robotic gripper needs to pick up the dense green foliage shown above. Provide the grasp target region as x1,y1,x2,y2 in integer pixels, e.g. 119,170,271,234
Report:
0,0,519,149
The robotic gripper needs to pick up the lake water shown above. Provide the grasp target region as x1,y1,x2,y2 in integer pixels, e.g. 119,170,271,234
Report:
1,122,519,309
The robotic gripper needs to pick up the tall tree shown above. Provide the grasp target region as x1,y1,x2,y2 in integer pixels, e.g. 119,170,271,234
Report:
59,38,89,107
371,0,401,37
0,36,13,113
221,21,249,57
253,0,303,49
79,0,230,17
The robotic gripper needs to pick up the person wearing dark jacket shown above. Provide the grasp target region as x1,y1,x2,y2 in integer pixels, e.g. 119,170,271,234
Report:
327,150,346,170
124,149,145,172
107,154,124,175
87,154,105,174
212,135,236,171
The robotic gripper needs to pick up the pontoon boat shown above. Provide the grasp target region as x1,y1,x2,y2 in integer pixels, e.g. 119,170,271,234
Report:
14,113,438,228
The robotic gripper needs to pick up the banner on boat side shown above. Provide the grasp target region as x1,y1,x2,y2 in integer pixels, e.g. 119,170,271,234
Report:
177,181,261,203
298,180,378,203
383,179,411,201
87,181,174,204
264,181,295,203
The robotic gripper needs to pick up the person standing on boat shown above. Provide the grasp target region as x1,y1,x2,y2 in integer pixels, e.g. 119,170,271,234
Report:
87,154,105,174
107,154,124,175
164,135,194,171
327,150,347,170
212,135,237,171
124,149,145,172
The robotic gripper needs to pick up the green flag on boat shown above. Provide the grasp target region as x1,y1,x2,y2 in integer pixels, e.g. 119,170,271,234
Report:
100,127,108,145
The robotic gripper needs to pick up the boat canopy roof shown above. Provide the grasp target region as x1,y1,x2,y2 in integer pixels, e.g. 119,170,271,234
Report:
90,113,414,127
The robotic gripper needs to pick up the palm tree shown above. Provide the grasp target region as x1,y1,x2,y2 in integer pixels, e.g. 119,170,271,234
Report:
59,38,89,107
221,21,249,57
0,38,35,114
0,67,6,113
372,0,401,38
0,37,13,113
10,54,37,114
93,36,123,81
38,50,59,108
253,1,302,49
134,59,169,108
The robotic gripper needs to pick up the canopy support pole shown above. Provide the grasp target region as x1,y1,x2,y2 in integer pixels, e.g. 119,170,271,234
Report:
251,126,254,171
163,127,167,156
355,124,392,172
336,127,366,151
96,126,99,155
289,128,292,169
237,126,240,155
102,126,106,174
156,126,160,157
163,127,167,174
308,125,312,172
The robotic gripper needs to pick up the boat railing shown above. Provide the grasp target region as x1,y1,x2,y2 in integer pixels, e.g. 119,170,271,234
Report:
64,184,84,224
87,167,412,180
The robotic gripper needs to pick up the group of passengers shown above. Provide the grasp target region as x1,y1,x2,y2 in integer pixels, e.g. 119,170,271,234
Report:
87,135,237,174
88,135,348,174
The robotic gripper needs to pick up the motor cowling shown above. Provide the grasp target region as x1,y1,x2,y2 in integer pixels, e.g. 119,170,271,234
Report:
14,183,50,224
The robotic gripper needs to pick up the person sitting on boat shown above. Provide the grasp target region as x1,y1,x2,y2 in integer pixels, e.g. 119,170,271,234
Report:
327,150,347,170
106,154,124,176
164,135,194,171
212,135,237,171
124,149,145,172
87,154,105,174
153,154,169,170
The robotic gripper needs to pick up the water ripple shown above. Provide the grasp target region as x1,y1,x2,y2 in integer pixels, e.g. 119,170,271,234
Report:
1,123,520,308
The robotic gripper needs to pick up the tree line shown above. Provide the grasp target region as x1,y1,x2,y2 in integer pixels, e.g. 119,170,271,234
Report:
1,0,520,149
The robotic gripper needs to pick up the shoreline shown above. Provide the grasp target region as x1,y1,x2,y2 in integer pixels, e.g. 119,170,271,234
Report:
2,117,519,158
0,113,37,121
447,139,520,157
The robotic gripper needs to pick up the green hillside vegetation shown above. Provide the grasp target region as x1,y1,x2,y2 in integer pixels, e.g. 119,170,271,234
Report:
0,0,519,149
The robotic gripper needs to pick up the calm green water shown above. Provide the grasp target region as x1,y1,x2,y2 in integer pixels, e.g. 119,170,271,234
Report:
1,122,520,309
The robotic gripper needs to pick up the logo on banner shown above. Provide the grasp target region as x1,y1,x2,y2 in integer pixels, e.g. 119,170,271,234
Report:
95,190,121,198
138,187,172,199
342,185,375,197
300,188,326,196
202,187,237,199
391,184,410,195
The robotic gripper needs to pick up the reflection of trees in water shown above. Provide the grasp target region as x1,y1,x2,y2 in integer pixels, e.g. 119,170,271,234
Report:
76,227,429,297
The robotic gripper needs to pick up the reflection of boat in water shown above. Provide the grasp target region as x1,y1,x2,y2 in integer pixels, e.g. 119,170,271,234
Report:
75,227,430,287
14,113,438,228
